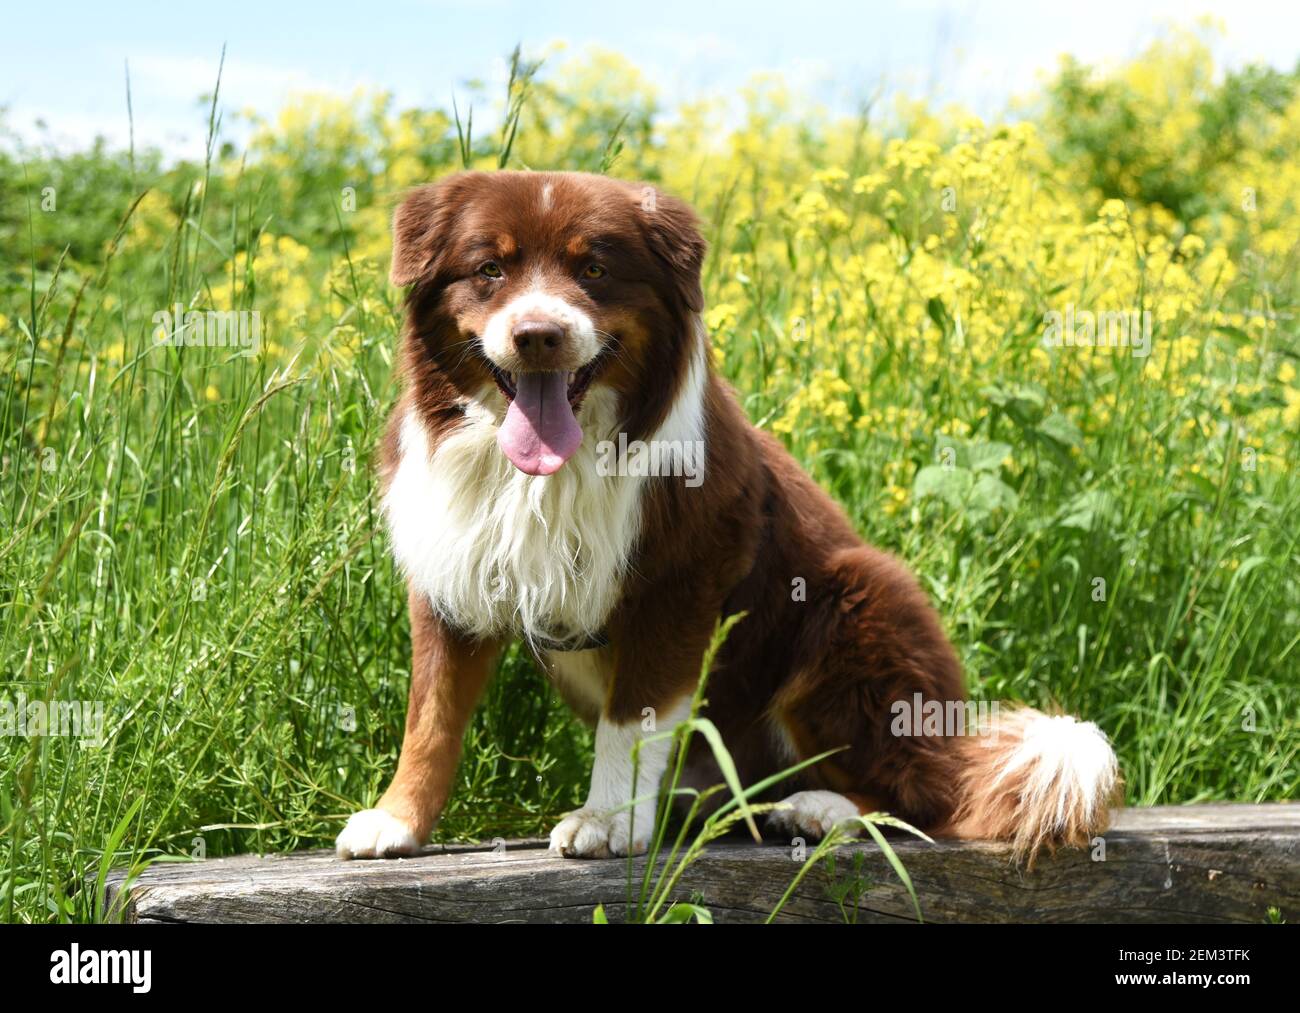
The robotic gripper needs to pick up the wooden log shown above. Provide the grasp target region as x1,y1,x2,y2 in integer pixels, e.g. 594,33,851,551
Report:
101,802,1299,924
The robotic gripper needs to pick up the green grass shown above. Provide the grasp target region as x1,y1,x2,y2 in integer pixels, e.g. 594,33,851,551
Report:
1,40,1297,923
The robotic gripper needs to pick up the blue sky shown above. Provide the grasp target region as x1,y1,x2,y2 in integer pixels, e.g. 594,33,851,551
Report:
3,1,1298,159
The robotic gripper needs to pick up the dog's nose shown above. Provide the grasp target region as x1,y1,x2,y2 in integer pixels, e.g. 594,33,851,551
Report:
512,319,565,355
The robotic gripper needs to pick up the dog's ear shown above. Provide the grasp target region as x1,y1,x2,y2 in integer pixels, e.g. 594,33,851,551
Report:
390,176,471,287
635,185,707,313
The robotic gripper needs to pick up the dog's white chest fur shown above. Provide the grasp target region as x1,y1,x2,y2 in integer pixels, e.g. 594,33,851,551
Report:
383,388,637,644
383,339,707,646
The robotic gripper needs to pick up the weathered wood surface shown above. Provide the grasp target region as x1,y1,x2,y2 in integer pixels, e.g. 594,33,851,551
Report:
102,803,1299,924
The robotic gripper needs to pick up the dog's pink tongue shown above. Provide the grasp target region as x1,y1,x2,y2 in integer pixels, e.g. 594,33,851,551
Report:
497,371,582,476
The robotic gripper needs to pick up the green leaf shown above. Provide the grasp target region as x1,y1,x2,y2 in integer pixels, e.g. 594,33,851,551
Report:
926,297,950,332
1038,411,1083,450
685,717,761,842
859,817,927,923
1213,323,1252,346
914,464,973,507
969,473,1019,514
967,441,1013,473
656,903,713,924
1056,489,1117,531
980,382,1047,423
92,795,146,924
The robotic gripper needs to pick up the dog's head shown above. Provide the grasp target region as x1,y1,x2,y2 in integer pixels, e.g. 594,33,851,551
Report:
391,171,707,476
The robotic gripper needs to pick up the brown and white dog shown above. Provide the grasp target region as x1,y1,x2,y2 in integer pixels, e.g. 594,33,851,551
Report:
336,170,1120,863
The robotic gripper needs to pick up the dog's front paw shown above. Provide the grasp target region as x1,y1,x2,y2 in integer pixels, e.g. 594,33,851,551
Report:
549,808,647,859
336,808,422,859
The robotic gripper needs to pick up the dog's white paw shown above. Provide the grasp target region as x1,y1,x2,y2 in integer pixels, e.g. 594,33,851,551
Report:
336,808,422,859
549,808,646,859
766,790,862,840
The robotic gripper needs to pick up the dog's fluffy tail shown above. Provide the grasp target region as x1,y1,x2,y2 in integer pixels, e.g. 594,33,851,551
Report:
946,706,1120,864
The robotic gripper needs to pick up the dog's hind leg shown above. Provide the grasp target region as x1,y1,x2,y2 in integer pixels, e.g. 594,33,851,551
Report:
764,545,968,842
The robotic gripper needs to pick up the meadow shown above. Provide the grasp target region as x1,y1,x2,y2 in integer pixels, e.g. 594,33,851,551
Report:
1,28,1297,923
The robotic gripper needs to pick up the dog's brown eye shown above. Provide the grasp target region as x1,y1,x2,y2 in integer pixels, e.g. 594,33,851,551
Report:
478,262,503,279
582,264,606,279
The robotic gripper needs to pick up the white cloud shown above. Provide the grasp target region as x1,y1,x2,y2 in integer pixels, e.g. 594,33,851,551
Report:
126,53,338,104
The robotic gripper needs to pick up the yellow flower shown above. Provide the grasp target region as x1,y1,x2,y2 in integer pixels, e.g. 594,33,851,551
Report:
853,172,887,195
705,302,739,333
1284,388,1300,429
811,167,849,189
